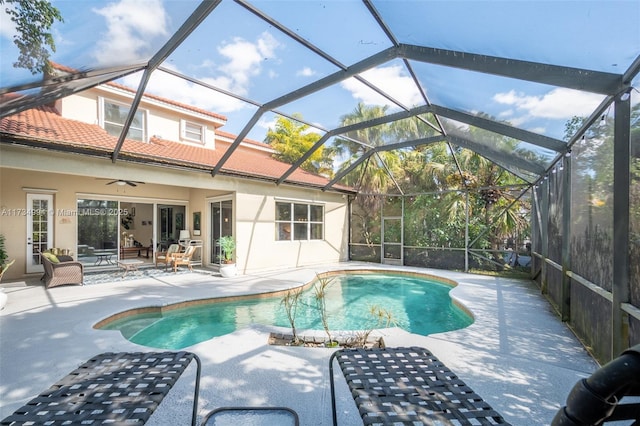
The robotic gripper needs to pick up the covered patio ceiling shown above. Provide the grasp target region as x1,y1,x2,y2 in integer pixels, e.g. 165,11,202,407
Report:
1,0,639,192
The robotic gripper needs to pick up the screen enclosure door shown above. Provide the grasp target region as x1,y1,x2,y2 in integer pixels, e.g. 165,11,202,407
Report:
382,217,403,265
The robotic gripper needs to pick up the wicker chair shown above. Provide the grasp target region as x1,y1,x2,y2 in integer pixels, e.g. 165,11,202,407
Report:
154,244,180,270
171,245,196,273
41,252,84,288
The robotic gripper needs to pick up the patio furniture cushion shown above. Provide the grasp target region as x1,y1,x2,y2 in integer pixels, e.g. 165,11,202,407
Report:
42,251,59,263
0,351,202,426
330,346,511,425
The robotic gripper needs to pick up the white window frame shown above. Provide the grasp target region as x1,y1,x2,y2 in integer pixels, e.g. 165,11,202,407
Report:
180,119,206,144
99,97,147,142
275,201,324,241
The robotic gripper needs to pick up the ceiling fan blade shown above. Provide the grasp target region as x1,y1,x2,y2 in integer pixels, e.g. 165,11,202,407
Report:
98,179,145,186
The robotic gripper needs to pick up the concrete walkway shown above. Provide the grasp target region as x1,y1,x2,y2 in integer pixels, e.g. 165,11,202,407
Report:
0,263,598,425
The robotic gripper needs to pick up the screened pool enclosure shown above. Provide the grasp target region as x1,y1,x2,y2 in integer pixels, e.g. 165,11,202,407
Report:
1,0,639,362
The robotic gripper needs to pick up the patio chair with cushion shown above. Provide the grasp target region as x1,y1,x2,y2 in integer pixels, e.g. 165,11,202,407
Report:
155,243,179,270
41,252,84,288
172,245,196,273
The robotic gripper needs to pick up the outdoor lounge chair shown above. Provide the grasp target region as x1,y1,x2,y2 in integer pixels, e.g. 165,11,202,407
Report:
155,243,179,270
329,346,511,425
40,252,84,288
172,245,196,273
0,351,202,426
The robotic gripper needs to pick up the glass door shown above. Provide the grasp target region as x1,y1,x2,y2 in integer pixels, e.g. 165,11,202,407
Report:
156,205,186,251
76,199,119,268
26,193,54,273
211,200,233,264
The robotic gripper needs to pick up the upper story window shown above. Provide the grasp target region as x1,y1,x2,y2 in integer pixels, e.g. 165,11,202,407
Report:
181,120,205,144
100,98,146,142
275,201,324,241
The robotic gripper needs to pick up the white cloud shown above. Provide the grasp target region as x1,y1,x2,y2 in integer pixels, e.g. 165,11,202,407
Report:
92,0,169,65
127,66,245,114
340,65,423,107
217,32,280,93
493,88,603,120
297,67,315,77
257,116,278,132
121,31,282,115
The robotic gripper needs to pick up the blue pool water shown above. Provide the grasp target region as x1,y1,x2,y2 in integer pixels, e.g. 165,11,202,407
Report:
97,273,473,349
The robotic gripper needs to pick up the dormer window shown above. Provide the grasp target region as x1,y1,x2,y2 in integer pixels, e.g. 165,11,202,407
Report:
100,98,146,142
181,120,205,144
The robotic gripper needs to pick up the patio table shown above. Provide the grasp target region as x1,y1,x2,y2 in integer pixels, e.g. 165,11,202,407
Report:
93,250,114,265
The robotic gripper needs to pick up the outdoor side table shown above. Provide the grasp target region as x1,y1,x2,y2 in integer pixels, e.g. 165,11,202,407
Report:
118,259,145,277
0,351,202,426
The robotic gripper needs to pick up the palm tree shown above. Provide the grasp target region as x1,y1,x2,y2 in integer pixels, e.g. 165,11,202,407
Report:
330,103,402,193
265,115,333,176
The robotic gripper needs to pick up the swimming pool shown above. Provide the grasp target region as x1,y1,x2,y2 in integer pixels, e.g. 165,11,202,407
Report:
95,271,473,350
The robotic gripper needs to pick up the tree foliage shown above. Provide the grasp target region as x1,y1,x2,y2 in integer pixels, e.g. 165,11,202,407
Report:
2,0,63,75
264,115,332,176
336,103,531,269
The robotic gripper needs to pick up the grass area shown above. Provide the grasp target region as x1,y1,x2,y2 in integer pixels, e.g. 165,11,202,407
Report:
468,268,532,280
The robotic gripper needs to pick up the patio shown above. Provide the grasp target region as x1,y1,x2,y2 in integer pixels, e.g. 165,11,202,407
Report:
0,262,598,425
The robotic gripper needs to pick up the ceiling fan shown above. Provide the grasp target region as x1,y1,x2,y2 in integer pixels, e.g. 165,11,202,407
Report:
98,179,145,187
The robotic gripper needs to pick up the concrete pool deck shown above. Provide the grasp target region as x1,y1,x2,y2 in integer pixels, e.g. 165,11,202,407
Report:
0,262,599,425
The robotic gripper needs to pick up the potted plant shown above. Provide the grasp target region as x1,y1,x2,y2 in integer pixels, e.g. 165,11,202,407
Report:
0,234,12,278
217,235,236,277
0,234,14,310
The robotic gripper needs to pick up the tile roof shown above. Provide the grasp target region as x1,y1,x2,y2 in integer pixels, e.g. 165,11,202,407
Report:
0,106,350,191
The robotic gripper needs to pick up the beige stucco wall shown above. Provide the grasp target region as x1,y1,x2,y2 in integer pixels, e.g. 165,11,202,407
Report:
234,187,348,275
59,87,218,149
0,145,349,281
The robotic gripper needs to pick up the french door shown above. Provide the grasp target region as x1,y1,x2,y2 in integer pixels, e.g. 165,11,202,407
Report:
26,193,54,273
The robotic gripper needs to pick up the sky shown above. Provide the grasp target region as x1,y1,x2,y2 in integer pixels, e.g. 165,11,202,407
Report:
1,0,639,147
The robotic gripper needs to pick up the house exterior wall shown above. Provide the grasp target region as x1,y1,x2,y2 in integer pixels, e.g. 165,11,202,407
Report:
234,187,348,275
58,91,98,124
0,146,348,281
59,86,219,149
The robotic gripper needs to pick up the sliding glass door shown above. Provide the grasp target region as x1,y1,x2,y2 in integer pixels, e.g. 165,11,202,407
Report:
210,200,232,264
77,199,119,267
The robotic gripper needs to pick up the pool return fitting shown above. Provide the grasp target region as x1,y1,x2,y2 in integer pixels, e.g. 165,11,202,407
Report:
552,343,640,425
